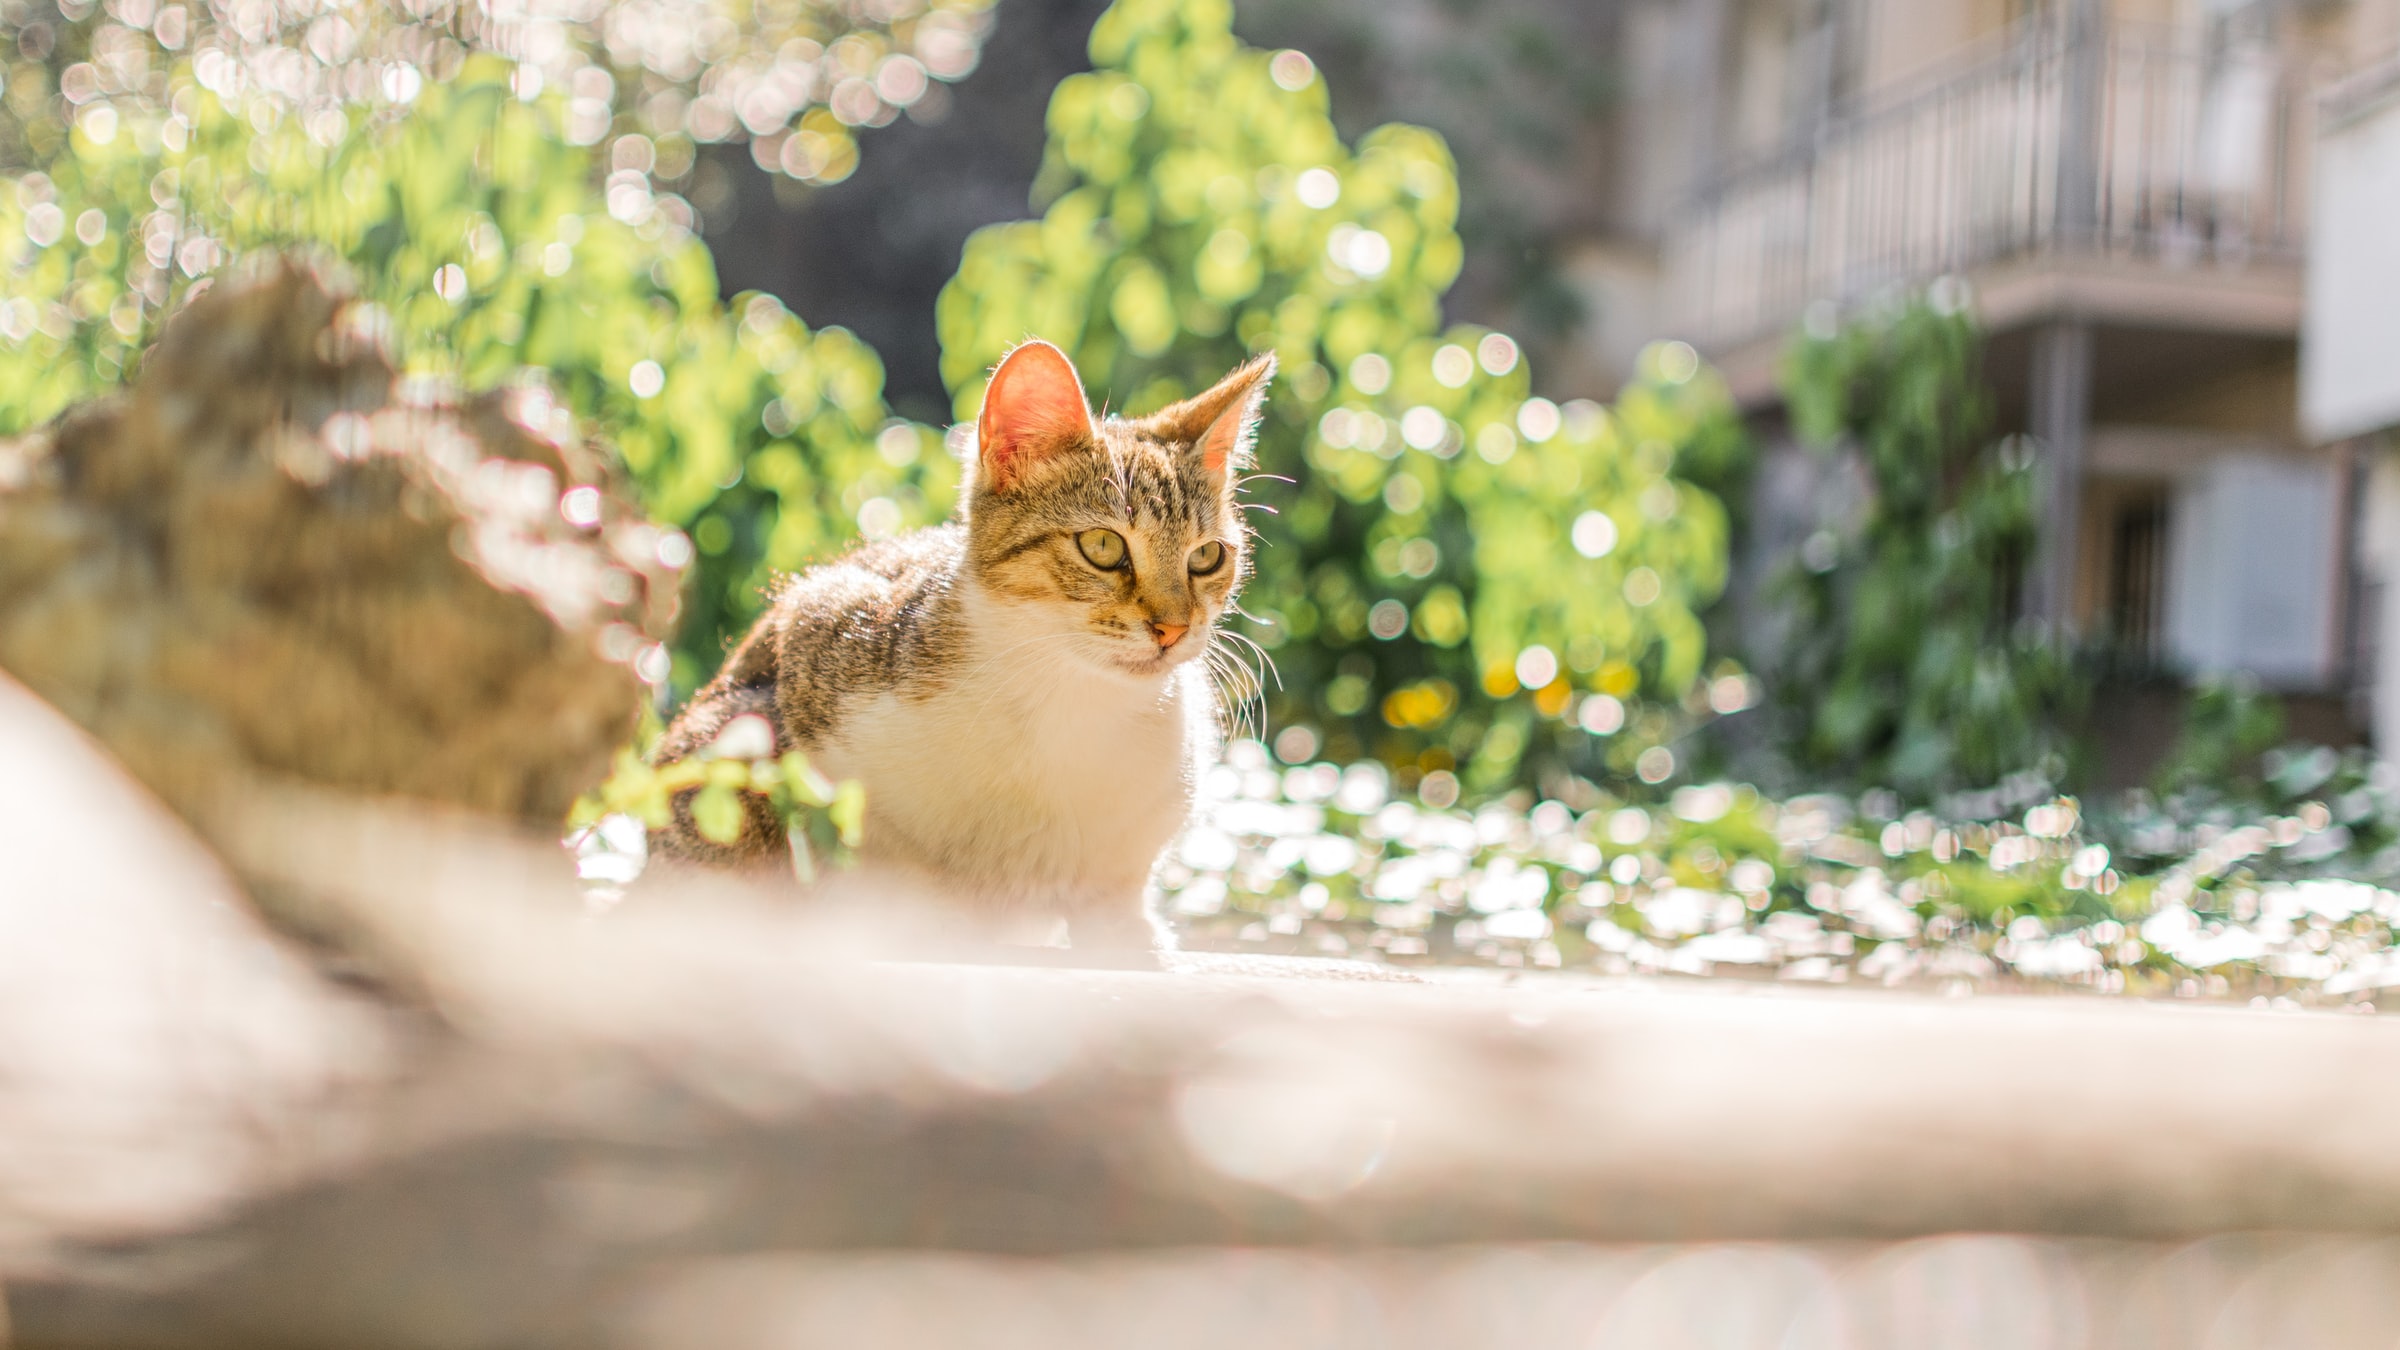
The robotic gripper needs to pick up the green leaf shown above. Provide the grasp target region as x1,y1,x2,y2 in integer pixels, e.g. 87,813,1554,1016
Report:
691,783,745,845
829,779,867,848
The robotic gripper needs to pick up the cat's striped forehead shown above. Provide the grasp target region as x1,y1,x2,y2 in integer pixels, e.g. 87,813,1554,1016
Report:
995,419,1230,531
1099,421,1226,524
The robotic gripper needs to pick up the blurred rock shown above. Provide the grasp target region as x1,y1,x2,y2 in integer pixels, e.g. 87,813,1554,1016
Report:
0,667,388,1264
0,256,679,855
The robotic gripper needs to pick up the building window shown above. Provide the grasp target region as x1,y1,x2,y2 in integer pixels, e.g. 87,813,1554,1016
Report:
2110,494,2169,665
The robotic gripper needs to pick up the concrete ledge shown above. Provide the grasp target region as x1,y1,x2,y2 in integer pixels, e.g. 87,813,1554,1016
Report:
617,1236,2400,1350
13,899,2400,1345
9,689,2400,1347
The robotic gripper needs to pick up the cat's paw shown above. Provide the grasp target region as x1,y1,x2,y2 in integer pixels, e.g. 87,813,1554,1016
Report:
1065,903,1172,967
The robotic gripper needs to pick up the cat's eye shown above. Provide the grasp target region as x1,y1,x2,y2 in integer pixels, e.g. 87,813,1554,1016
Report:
1076,528,1128,570
1188,540,1226,575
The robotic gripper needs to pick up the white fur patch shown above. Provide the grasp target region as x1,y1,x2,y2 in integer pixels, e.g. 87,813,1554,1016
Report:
811,584,1217,941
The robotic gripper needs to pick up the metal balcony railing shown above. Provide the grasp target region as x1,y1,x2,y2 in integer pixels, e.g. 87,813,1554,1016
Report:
1662,21,2313,354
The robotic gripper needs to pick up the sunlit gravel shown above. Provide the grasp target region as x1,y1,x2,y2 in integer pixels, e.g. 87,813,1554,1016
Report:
573,738,2400,1006
1161,741,2400,1007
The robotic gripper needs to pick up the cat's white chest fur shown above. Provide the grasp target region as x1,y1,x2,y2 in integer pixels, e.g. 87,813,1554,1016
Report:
815,614,1213,934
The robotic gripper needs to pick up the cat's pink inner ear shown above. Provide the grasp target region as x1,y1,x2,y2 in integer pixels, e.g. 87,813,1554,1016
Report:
1195,353,1275,479
1198,392,1262,478
976,341,1094,490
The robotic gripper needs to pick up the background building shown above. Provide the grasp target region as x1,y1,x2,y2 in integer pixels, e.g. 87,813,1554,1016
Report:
1617,0,2399,771
2305,46,2400,754
716,0,2400,772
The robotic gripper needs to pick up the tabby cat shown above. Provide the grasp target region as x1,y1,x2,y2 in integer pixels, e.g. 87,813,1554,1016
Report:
647,341,1272,951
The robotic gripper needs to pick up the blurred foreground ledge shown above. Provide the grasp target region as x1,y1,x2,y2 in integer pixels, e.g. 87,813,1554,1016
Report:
18,254,2400,1350
10,667,2400,1349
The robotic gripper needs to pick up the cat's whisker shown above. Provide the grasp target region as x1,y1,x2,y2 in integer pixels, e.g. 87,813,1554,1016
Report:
1236,650,1270,702
1200,647,1252,733
1200,656,1235,727
1213,679,1262,744
1226,642,1274,744
1201,638,1269,744
1206,651,1260,714
1216,628,1282,693
1202,643,1247,703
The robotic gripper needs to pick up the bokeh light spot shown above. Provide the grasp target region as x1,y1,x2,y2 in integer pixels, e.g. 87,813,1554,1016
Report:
1637,746,1677,784
857,496,901,539
1348,353,1390,395
1430,344,1473,387
1272,725,1318,764
1579,693,1626,735
559,485,603,528
1514,645,1558,690
876,422,920,467
1270,49,1316,91
1655,339,1700,383
1572,511,1618,558
1474,423,1515,463
1516,397,1561,442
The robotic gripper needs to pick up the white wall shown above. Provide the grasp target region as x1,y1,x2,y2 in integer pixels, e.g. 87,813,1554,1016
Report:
2363,449,2400,751
2163,452,2341,689
2302,80,2400,441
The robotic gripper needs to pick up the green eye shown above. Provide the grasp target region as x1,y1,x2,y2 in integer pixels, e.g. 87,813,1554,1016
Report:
1076,528,1128,570
1188,539,1226,575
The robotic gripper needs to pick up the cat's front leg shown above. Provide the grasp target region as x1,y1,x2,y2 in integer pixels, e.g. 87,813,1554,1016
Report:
1064,886,1174,963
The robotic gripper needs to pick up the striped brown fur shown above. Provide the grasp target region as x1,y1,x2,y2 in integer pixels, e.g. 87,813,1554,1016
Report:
647,343,1274,946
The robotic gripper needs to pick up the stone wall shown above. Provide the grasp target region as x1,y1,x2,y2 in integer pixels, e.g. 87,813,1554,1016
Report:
0,258,675,841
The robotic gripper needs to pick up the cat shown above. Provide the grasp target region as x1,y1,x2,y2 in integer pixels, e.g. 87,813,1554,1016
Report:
645,340,1273,951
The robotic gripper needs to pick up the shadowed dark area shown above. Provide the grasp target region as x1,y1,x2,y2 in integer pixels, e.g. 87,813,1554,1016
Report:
701,0,1115,422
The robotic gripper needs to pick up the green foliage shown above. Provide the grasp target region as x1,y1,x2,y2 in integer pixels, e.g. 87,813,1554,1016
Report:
574,741,865,880
937,0,1741,791
0,0,995,194
0,49,954,691
1768,298,2084,797
2151,675,2287,800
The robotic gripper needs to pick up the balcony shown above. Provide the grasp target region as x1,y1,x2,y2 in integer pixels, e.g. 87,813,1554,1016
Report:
1663,20,2316,393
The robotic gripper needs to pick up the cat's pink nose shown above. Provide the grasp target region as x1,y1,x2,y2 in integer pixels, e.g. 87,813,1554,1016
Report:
1148,621,1189,650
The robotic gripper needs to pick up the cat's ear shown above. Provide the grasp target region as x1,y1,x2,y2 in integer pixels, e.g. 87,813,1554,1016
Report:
1144,352,1276,482
976,340,1096,492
